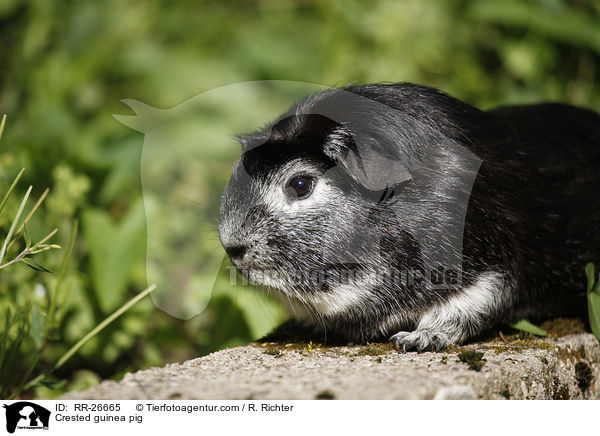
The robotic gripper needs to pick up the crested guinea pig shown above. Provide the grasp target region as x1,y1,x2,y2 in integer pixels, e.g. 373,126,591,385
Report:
218,83,600,351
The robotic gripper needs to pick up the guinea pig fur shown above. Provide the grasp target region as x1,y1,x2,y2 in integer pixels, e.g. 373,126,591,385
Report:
219,83,600,351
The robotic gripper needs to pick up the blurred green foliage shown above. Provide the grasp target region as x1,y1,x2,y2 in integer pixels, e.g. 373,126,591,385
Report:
0,0,599,397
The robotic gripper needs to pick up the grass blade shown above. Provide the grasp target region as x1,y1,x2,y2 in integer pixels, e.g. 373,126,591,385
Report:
48,220,78,324
6,188,51,252
0,185,32,265
0,114,6,140
22,284,156,392
0,168,25,217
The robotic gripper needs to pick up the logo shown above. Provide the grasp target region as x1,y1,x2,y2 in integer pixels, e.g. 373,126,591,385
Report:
3,402,50,433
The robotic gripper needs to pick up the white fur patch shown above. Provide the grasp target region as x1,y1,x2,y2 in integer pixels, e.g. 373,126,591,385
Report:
306,273,375,317
419,271,505,330
259,271,375,319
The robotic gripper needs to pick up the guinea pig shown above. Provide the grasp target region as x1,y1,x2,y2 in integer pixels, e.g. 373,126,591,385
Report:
218,83,600,351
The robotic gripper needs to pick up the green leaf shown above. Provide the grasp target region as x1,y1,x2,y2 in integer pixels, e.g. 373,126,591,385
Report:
588,291,600,342
29,304,46,349
585,263,595,293
510,319,547,337
21,258,52,273
39,379,66,390
585,263,600,342
82,200,146,312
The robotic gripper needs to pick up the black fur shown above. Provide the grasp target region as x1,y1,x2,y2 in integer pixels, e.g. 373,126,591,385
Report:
219,83,600,350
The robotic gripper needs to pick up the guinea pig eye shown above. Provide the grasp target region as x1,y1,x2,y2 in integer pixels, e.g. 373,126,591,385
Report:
286,175,315,200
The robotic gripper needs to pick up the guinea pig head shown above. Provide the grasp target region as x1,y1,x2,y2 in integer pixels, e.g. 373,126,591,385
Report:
219,118,410,293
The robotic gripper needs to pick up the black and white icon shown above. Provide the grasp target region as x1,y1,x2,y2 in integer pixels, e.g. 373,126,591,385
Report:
3,402,50,433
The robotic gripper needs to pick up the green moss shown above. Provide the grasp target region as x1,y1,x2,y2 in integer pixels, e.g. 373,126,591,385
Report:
555,345,585,364
457,350,486,371
442,344,468,354
255,341,396,360
540,317,587,337
253,341,323,355
488,317,586,346
483,337,555,354
263,349,282,358
355,343,394,356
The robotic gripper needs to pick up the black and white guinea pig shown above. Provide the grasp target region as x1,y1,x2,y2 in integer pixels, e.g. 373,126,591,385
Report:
219,83,600,351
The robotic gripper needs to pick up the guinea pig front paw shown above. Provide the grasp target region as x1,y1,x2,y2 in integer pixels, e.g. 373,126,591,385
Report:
390,329,451,352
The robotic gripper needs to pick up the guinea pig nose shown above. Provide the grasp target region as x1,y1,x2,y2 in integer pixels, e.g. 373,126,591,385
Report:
225,244,247,261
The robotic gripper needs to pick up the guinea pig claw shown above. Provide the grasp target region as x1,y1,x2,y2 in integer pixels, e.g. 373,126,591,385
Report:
390,331,412,353
390,329,450,353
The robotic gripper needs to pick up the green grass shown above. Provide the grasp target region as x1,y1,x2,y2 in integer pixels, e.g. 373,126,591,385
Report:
0,165,156,398
0,118,156,398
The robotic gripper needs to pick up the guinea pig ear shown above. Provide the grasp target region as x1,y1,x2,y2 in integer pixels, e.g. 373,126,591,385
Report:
324,127,412,191
235,129,271,152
